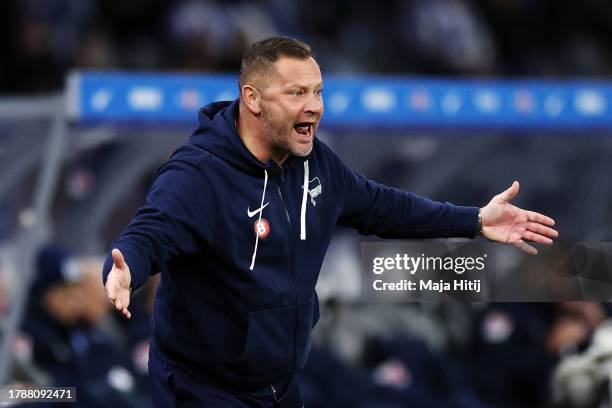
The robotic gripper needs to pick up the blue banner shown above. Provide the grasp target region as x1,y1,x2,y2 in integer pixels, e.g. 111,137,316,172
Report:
67,71,612,130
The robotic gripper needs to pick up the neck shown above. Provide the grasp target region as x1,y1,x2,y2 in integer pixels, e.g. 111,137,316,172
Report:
237,102,289,166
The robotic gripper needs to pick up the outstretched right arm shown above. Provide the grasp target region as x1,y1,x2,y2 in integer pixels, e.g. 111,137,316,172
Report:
101,159,218,318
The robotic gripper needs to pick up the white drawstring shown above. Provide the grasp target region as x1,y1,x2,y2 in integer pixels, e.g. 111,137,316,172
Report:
300,160,309,240
251,162,308,269
250,169,268,270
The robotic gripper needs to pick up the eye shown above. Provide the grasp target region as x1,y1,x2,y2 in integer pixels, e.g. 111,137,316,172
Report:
290,90,303,96
315,89,323,96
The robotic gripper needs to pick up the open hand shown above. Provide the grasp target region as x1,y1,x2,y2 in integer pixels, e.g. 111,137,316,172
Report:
104,248,132,319
481,181,559,254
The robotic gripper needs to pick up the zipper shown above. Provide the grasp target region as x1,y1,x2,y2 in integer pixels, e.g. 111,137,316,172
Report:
270,384,277,401
277,168,299,377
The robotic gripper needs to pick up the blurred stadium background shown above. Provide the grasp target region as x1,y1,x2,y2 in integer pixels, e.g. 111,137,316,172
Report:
2,0,612,407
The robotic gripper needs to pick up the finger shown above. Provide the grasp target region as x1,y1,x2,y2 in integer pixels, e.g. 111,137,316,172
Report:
527,222,559,239
523,231,553,245
498,181,520,202
527,211,556,227
118,297,131,318
514,240,537,255
112,248,126,269
105,283,117,301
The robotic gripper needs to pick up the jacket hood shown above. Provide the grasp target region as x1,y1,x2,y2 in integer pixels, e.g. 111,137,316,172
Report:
190,99,298,175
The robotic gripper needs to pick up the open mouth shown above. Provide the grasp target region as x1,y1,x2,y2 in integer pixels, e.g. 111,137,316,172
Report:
293,122,313,139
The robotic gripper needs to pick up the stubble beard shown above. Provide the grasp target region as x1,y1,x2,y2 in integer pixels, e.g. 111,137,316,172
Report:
261,106,313,159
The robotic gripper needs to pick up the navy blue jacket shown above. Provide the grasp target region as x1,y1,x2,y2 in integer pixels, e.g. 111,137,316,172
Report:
102,99,479,391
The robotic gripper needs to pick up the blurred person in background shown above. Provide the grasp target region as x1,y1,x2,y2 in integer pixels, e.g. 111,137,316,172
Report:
461,301,609,408
547,302,607,356
4,0,612,94
21,244,148,407
551,305,612,408
103,36,558,407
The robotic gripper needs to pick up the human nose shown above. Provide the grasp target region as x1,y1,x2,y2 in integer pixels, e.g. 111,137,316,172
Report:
304,92,323,116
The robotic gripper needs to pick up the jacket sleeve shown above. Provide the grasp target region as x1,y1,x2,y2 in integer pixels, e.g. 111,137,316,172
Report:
102,159,218,290
330,149,479,239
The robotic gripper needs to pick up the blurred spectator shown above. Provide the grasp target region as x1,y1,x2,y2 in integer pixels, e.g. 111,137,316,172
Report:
461,302,609,408
547,302,606,355
21,245,148,407
3,0,612,93
364,335,497,408
396,0,497,74
165,0,246,71
552,318,612,408
75,30,118,69
462,303,557,407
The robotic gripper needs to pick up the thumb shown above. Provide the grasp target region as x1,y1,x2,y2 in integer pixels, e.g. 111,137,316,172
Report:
112,248,126,269
498,180,519,202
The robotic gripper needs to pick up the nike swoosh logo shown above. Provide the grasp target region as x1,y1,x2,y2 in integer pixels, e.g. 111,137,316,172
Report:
247,202,269,218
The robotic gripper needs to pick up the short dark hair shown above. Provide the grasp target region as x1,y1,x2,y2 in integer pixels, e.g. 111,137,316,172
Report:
239,36,313,89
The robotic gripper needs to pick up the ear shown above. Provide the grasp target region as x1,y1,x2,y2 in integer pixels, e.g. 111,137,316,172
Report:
241,85,262,115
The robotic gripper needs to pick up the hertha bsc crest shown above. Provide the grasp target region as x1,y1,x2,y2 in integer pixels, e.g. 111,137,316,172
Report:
307,177,322,206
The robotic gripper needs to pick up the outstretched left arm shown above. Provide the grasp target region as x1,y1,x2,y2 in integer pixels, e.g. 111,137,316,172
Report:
481,181,559,254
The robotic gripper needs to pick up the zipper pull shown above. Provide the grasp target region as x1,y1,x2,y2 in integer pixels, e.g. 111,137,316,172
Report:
270,384,277,401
